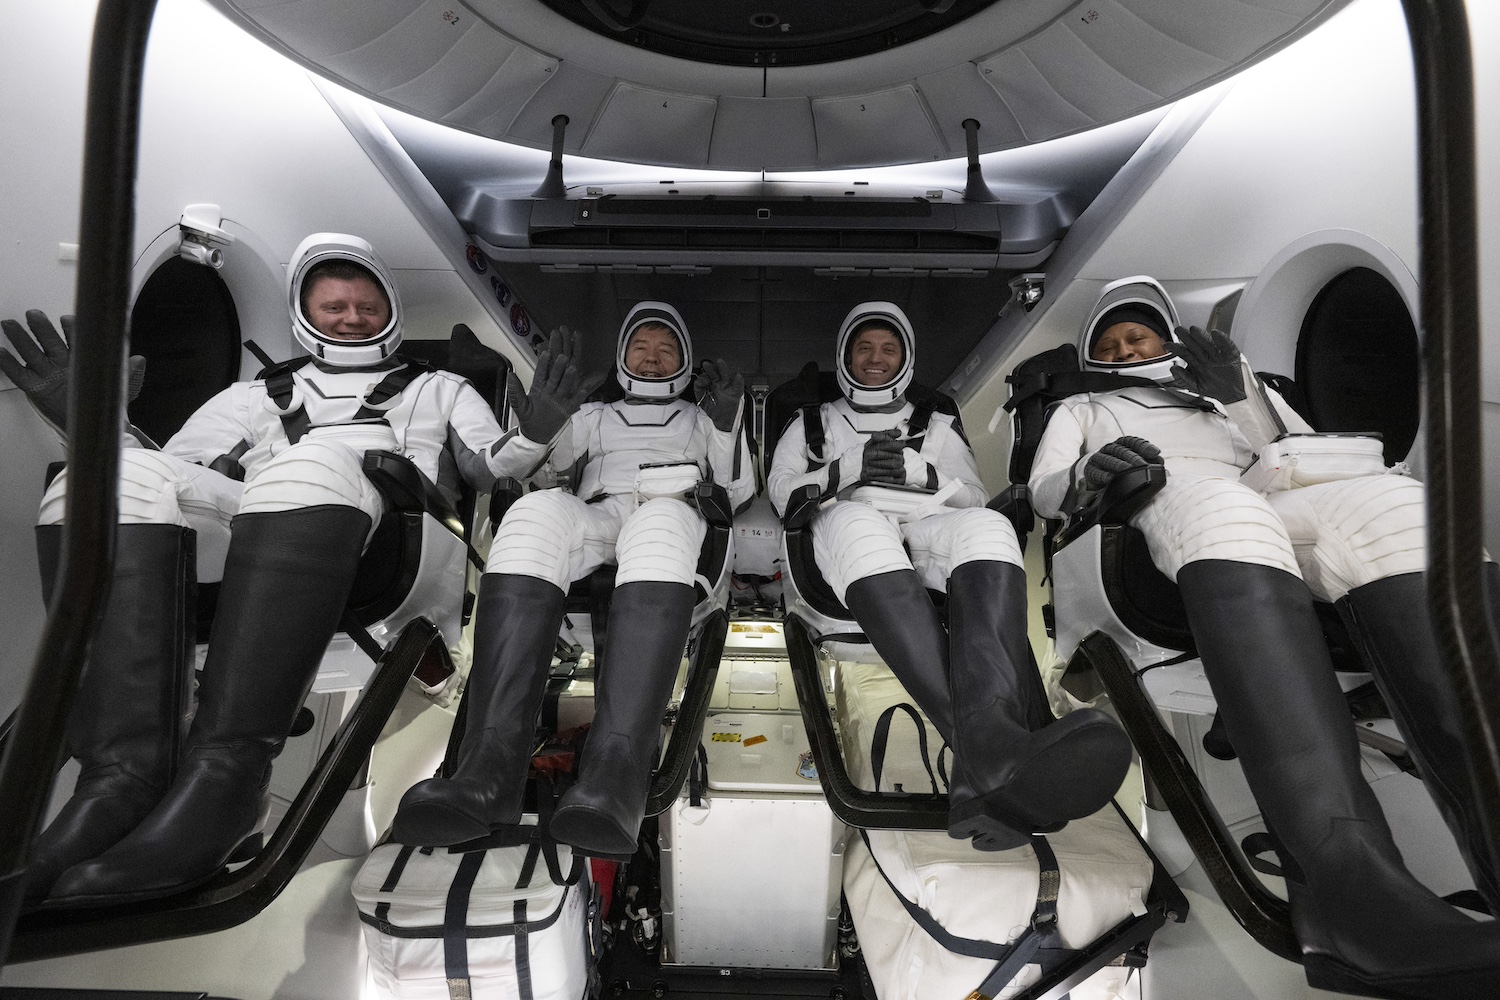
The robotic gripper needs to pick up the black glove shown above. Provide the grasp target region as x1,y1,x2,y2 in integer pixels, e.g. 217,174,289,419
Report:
1170,325,1245,404
0,310,74,430
506,326,593,443
694,358,744,432
1082,436,1164,494
860,429,906,485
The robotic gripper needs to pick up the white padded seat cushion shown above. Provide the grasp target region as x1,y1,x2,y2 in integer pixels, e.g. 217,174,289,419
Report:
835,659,1152,1000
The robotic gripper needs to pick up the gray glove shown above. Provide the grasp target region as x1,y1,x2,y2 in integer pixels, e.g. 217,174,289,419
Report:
1083,436,1164,494
857,429,906,486
506,326,593,443
693,358,744,432
1170,325,1245,404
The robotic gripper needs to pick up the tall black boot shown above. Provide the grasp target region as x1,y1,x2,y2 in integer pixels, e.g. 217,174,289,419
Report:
944,561,1132,846
1339,570,1500,914
847,568,1128,852
549,581,694,857
24,524,194,903
1179,560,1500,999
48,505,370,905
391,573,566,846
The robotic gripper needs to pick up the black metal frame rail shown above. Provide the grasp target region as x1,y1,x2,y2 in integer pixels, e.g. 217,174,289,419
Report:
6,618,438,963
645,609,728,817
1074,632,1300,961
1399,0,1500,861
0,0,160,964
784,615,950,830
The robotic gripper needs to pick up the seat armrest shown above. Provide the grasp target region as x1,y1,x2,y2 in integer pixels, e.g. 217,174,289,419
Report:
987,483,1033,541
694,482,733,529
783,483,822,533
1057,464,1167,548
362,451,465,538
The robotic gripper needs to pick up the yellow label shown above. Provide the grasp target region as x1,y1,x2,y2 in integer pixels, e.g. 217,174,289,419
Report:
743,735,767,747
711,732,741,743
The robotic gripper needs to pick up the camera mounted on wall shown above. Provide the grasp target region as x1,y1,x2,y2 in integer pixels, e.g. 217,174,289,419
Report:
177,203,235,269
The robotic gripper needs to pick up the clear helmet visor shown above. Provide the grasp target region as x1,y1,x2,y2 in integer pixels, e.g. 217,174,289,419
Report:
1079,276,1182,382
616,301,692,399
288,233,402,367
836,301,915,406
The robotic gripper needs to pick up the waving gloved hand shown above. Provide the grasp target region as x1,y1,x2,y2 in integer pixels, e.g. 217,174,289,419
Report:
694,358,744,432
1170,326,1245,404
0,310,76,431
506,326,593,443
1082,436,1164,495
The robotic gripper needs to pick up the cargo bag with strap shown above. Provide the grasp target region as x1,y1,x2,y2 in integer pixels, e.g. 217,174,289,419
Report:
837,660,1153,1000
353,829,594,1000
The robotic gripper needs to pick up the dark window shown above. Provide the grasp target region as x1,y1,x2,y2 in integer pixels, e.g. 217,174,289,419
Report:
1295,267,1420,462
127,256,242,444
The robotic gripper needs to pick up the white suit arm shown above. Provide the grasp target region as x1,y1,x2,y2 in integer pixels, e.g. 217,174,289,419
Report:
442,379,531,491
1266,386,1315,434
164,384,256,468
701,409,755,510
767,415,841,516
1027,402,1094,519
908,417,988,507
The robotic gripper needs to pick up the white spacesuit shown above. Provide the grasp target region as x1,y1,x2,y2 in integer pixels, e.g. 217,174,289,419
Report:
393,301,752,858
768,302,1131,852
1028,277,1500,996
8,234,522,906
1029,278,1424,598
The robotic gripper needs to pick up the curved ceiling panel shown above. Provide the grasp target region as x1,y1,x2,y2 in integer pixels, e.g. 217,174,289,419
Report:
209,0,1352,170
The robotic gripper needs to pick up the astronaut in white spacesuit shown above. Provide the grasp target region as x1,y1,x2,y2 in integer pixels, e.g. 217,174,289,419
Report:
1029,277,1500,997
2,234,526,905
768,302,1131,851
392,301,752,857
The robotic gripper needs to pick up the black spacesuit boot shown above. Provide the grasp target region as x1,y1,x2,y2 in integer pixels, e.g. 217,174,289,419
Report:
943,561,1132,846
848,567,1130,852
1179,559,1500,1000
48,505,370,905
550,581,695,857
24,523,194,903
391,573,566,846
1338,570,1500,914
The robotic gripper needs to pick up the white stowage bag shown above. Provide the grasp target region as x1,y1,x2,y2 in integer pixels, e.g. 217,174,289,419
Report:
835,660,1153,1000
353,839,592,1000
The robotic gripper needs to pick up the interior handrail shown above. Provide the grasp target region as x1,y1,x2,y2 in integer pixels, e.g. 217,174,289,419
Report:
0,0,160,967
1400,0,1500,860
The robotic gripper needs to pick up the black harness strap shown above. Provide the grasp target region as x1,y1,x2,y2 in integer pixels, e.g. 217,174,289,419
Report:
801,404,826,471
443,850,487,1000
262,356,315,445
513,899,534,1000
871,703,940,794
354,359,433,420
374,844,419,925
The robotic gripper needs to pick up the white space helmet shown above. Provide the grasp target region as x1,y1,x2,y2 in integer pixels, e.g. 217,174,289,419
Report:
288,233,402,367
836,301,915,407
617,301,692,399
1079,276,1182,382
